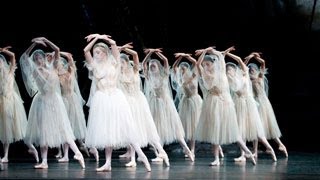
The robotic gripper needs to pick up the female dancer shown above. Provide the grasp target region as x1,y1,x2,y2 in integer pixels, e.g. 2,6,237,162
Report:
20,37,85,169
195,47,256,166
84,34,151,171
117,43,170,167
244,52,288,157
0,47,28,163
56,52,89,162
224,47,277,162
171,53,202,156
142,48,194,162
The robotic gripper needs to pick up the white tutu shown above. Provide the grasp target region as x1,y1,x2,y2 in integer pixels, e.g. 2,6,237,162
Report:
85,89,141,149
148,92,185,145
0,92,27,144
196,91,239,145
178,94,202,140
233,94,265,141
25,92,76,147
62,92,87,140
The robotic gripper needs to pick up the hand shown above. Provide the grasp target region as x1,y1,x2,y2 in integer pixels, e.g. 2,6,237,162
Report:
226,46,235,52
195,49,205,56
122,42,133,49
251,52,262,57
0,46,12,52
32,37,47,42
153,48,163,53
174,53,185,58
33,40,47,47
85,34,100,42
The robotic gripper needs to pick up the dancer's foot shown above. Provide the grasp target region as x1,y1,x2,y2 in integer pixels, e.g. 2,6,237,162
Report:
28,148,39,163
249,154,256,165
210,159,220,166
119,151,131,158
158,153,170,167
186,151,195,162
279,145,288,157
74,153,85,169
96,163,111,172
1,157,8,163
125,161,137,167
58,157,69,163
137,156,151,172
266,149,277,162
34,162,48,169
219,148,224,158
234,156,246,162
151,157,163,162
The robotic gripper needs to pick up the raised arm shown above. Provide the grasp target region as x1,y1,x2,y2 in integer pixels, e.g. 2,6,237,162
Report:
224,46,246,71
83,34,100,64
184,54,197,68
100,35,119,61
142,49,154,78
252,53,266,75
0,46,15,73
195,49,207,75
60,51,75,73
244,53,255,65
155,50,169,73
173,53,183,73
121,44,139,73
33,37,60,61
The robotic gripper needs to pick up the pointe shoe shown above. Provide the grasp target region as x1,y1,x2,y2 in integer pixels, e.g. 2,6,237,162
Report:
158,153,170,167
266,149,277,162
151,157,163,162
74,154,85,169
137,157,151,172
187,151,195,162
89,148,99,162
79,146,90,157
279,145,288,157
119,152,131,158
210,159,220,166
1,157,8,163
28,149,39,163
96,164,111,172
58,157,69,163
55,154,62,159
249,154,256,165
34,163,48,169
245,152,257,159
234,156,246,162
125,161,137,167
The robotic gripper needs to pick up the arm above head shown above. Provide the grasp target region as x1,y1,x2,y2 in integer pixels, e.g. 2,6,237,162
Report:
173,53,184,73
121,44,139,72
33,37,60,61
0,46,16,73
224,46,246,71
142,49,155,78
83,34,100,64
100,35,119,61
154,50,169,72
195,49,207,76
60,51,75,73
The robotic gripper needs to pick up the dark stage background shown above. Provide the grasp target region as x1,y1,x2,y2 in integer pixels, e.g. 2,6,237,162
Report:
0,0,319,157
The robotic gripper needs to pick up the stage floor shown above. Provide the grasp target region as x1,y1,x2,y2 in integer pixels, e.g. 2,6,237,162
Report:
0,150,319,179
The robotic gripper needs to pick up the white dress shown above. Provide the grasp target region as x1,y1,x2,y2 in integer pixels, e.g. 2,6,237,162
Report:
251,77,281,139
119,67,161,147
85,58,141,149
228,67,265,142
20,54,75,147
145,70,185,145
171,70,202,140
0,66,27,144
195,52,239,145
59,67,87,140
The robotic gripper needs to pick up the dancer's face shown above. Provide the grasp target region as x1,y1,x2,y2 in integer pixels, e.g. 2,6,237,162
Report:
226,65,236,77
249,67,258,79
149,61,159,72
180,65,188,75
34,54,45,67
202,61,214,72
93,47,107,62
120,58,128,70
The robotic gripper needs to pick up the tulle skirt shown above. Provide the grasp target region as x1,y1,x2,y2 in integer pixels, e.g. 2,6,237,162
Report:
62,93,87,140
196,94,239,145
256,95,282,139
0,93,27,143
85,89,141,149
233,95,265,142
24,92,75,147
148,94,185,145
178,94,202,140
125,91,161,147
